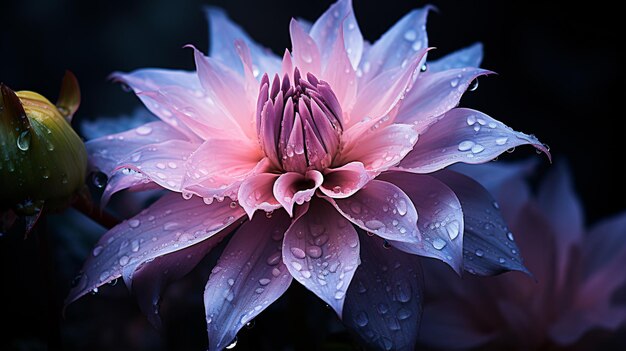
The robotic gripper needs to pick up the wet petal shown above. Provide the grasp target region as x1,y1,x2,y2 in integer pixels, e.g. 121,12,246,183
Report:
340,124,418,173
399,108,549,173
86,121,188,175
237,173,281,219
204,211,292,351
328,180,420,244
101,170,158,207
273,170,323,217
379,171,464,274
427,42,484,72
343,233,423,351
290,19,322,76
358,6,432,84
282,199,360,316
320,162,372,199
434,170,527,275
395,68,492,130
205,7,281,77
310,0,363,69
321,20,357,111
65,192,246,306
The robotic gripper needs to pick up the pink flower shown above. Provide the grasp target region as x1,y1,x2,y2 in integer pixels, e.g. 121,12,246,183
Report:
419,162,626,350
68,1,548,349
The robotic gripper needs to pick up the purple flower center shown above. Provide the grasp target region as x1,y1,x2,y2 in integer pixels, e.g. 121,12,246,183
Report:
256,68,343,173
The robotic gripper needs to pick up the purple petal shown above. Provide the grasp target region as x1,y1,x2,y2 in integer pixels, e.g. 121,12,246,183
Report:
127,231,228,330
290,19,322,76
584,212,626,277
205,7,281,77
86,121,188,175
81,107,156,140
101,170,160,207
282,199,360,316
237,173,281,219
395,68,492,130
65,192,245,306
204,210,292,351
434,170,527,275
379,171,464,273
399,108,550,173
310,0,363,69
321,20,357,110
273,170,323,217
328,180,421,244
358,6,433,84
343,233,423,351
427,42,484,72
320,162,372,199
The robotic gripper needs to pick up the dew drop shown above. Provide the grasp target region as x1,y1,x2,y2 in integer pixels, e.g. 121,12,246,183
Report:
128,219,140,228
354,311,369,327
420,63,428,72
471,144,485,154
496,137,509,145
119,255,130,266
290,247,306,259
397,308,412,320
396,199,408,216
291,261,303,271
365,220,385,230
259,278,271,286
450,78,459,88
475,249,484,257
135,125,152,135
458,140,474,151
498,257,506,264
507,232,515,241
225,336,238,349
91,172,108,188
266,252,281,266
334,291,345,300
432,238,447,250
446,220,460,240
403,30,417,41
16,130,31,151
306,246,322,258
468,78,479,91
466,115,477,125
92,246,103,257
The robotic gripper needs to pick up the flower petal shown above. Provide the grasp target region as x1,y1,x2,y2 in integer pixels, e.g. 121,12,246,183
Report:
339,123,418,173
237,173,282,219
379,171,464,274
81,107,156,140
394,68,492,130
310,0,363,69
343,232,423,351
328,180,421,244
399,108,549,173
282,199,360,316
357,6,432,84
65,192,246,307
205,7,281,77
204,210,292,351
86,121,188,175
427,42,484,72
273,170,324,217
290,19,322,76
101,169,159,207
126,232,226,330
321,18,357,111
319,161,372,199
434,170,527,275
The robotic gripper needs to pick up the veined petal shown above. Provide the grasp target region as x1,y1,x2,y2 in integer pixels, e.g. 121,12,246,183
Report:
357,6,432,85
282,199,360,317
290,19,322,76
205,7,281,77
343,233,423,351
86,121,188,175
65,192,246,307
395,68,493,130
320,162,372,199
273,170,324,217
427,42,484,72
399,108,550,173
434,170,527,275
204,211,292,351
237,173,282,219
321,19,357,112
101,170,159,207
339,124,418,173
327,180,420,244
310,0,363,69
379,171,464,274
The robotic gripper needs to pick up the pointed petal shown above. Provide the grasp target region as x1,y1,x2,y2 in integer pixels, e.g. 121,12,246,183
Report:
358,7,432,84
399,108,550,173
343,232,423,351
310,0,363,69
273,170,323,217
395,68,492,129
427,42,484,72
56,70,80,122
320,162,372,199
86,121,188,175
81,107,156,140
205,7,281,77
434,170,527,275
282,199,360,316
321,20,357,111
290,19,322,76
339,123,418,173
128,231,227,330
328,180,420,244
237,173,281,219
100,170,158,207
204,211,292,351
65,192,246,306
379,172,464,274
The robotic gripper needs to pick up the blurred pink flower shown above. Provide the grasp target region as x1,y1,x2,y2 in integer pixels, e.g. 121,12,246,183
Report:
419,162,626,350
68,1,548,349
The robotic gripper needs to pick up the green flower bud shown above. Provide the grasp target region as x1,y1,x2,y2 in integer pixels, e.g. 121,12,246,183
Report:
0,72,87,215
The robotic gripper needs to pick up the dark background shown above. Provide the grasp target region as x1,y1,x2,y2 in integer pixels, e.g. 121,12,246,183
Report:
1,0,624,350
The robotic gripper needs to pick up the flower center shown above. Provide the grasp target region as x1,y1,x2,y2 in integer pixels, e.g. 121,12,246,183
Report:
256,68,343,173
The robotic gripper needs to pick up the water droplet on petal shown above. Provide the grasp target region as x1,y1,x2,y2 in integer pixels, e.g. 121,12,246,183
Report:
446,220,460,240
16,130,31,151
397,308,412,320
119,255,130,266
403,30,417,41
365,220,385,230
128,219,140,228
468,78,479,91
92,246,103,257
458,140,474,151
354,311,369,327
135,125,152,135
475,249,484,257
432,238,447,250
225,336,238,349
290,247,306,259
471,144,485,154
306,246,322,258
496,137,509,145
507,232,515,241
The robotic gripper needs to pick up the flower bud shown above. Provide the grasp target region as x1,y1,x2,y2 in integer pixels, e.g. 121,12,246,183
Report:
0,72,87,215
